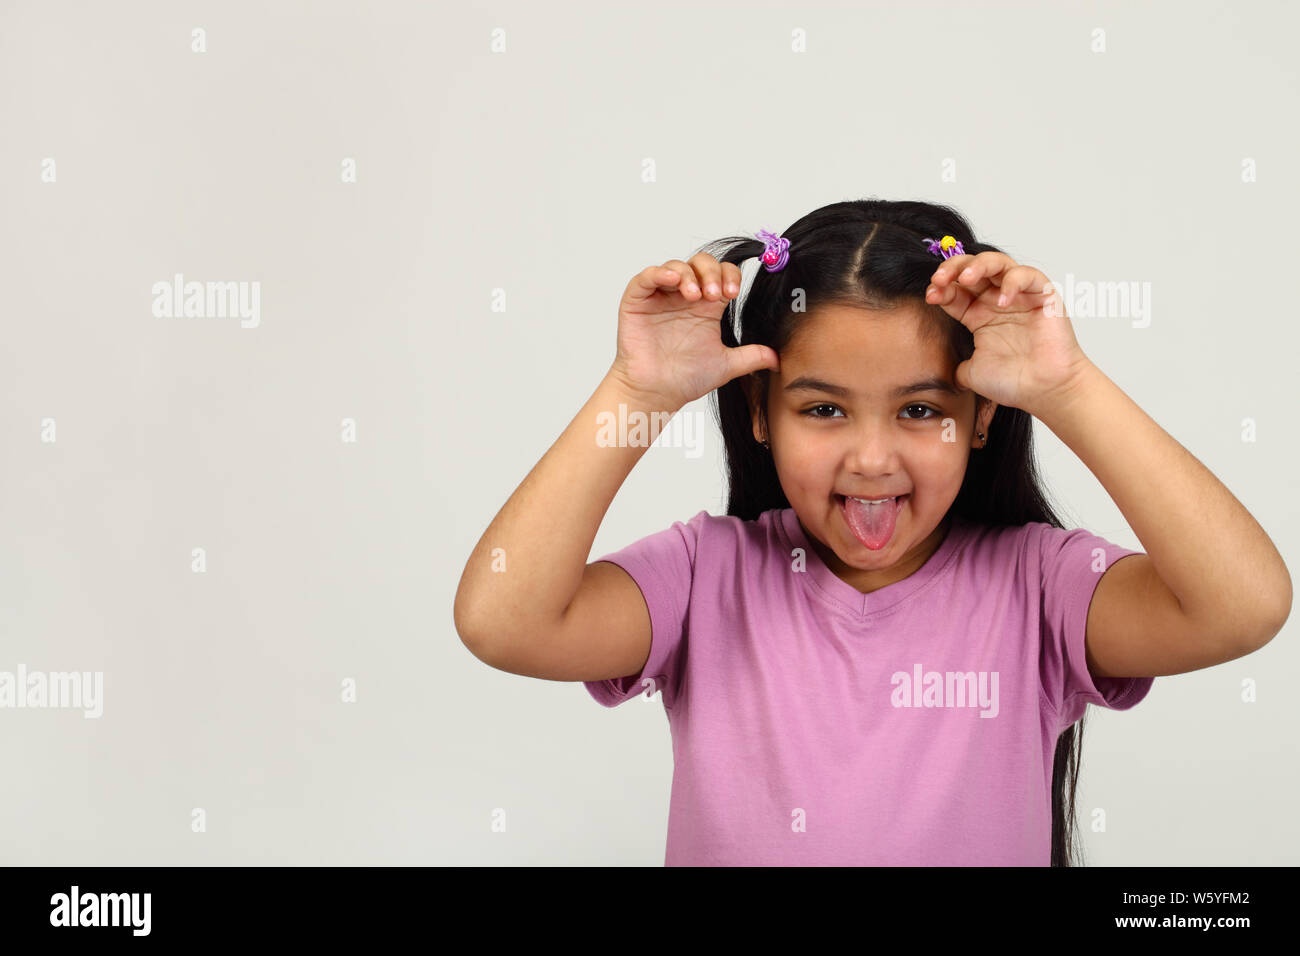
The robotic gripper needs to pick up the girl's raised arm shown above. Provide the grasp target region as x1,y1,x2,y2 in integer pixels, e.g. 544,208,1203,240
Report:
453,254,777,679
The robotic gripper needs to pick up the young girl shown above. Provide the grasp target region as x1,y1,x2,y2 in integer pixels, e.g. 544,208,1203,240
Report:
454,198,1291,867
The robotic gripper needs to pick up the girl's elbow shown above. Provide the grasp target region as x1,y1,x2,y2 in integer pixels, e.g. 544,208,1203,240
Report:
1242,593,1290,652
1243,563,1292,651
1263,570,1293,642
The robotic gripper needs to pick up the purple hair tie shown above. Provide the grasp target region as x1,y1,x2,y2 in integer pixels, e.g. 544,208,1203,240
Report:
756,228,790,272
923,235,965,259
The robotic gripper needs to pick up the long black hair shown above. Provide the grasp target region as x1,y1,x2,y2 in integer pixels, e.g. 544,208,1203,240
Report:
700,198,1091,866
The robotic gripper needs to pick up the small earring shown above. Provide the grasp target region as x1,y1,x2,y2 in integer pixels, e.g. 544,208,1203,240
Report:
977,431,986,446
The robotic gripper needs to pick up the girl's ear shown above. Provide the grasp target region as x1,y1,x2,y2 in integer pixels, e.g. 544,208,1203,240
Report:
976,396,998,437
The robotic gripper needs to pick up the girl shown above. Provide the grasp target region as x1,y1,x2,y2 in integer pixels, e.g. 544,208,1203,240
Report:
454,198,1291,866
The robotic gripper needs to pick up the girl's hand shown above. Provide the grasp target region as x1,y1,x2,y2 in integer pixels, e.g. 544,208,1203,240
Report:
925,251,1095,415
608,253,780,411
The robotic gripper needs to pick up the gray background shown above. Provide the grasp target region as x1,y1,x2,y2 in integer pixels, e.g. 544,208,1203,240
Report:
1,0,1295,865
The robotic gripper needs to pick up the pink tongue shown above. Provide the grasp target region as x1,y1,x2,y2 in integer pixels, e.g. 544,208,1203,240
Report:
844,496,901,550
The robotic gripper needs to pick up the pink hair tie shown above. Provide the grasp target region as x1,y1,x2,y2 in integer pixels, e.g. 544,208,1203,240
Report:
923,235,965,259
756,228,790,272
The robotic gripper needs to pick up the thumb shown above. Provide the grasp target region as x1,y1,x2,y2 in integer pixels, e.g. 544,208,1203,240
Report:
725,344,780,380
953,358,975,392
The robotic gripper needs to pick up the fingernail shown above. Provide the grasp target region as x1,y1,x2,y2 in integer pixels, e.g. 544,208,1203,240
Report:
706,283,719,296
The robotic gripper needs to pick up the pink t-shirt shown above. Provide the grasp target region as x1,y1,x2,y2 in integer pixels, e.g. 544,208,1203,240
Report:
583,507,1155,866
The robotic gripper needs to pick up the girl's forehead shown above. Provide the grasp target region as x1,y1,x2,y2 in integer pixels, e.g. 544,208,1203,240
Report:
783,306,948,364
789,301,930,335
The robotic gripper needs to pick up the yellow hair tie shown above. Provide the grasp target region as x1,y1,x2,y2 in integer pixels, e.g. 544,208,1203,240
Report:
923,234,967,260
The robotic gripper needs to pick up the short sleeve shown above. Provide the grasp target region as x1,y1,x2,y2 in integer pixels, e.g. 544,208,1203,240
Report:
1037,523,1155,734
582,510,707,709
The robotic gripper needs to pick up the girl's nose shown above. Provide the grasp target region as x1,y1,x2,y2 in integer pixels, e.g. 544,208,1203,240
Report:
843,422,902,476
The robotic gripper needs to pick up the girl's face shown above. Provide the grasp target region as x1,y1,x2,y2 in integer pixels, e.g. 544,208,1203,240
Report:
751,302,996,594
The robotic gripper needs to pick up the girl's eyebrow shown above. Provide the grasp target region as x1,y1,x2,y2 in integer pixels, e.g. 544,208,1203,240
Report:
784,375,961,398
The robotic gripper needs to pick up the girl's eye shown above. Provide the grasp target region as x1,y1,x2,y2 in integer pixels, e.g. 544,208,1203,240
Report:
802,404,844,419
902,404,939,420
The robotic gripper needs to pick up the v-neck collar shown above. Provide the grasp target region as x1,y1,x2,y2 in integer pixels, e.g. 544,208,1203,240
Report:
774,506,970,618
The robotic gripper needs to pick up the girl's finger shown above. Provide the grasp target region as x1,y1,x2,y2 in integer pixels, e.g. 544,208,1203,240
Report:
721,261,743,298
930,253,976,289
927,259,975,305
993,264,1045,300
626,265,686,302
995,265,1049,306
661,258,703,300
926,270,975,312
687,252,725,301
952,251,1019,299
